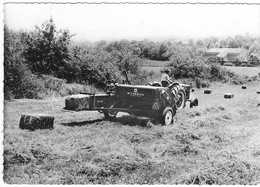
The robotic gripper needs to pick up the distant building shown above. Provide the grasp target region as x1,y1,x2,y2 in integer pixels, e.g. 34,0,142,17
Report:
204,48,247,65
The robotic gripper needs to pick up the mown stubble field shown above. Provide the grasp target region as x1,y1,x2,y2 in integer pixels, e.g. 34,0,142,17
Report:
3,81,260,184
142,63,260,77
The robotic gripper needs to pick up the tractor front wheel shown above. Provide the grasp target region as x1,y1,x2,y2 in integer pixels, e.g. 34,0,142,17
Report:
190,98,199,108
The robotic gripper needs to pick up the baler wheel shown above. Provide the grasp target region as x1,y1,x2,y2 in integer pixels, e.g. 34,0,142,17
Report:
161,107,174,126
104,110,118,119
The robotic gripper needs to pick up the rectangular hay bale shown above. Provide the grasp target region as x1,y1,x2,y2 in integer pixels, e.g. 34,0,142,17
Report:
224,93,234,99
65,94,91,111
19,114,54,130
204,89,212,94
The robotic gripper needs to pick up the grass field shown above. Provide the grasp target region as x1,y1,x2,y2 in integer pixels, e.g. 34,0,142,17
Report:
223,66,260,77
141,66,164,74
3,81,260,184
141,60,167,74
141,59,260,77
141,59,168,67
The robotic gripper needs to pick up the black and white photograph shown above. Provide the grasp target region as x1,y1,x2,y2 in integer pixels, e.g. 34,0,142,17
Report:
2,0,260,185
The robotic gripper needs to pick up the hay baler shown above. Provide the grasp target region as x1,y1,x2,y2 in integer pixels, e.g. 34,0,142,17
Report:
64,82,198,125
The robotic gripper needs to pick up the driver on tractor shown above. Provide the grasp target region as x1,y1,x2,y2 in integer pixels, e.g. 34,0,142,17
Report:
161,68,172,87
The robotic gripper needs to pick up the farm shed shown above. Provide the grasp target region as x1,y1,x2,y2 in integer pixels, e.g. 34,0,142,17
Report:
204,48,247,65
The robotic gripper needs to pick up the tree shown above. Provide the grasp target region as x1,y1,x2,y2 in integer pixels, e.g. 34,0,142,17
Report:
24,18,72,78
4,26,30,99
157,43,169,61
227,38,240,48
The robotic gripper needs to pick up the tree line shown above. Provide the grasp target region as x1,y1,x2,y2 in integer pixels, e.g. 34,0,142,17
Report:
4,18,260,99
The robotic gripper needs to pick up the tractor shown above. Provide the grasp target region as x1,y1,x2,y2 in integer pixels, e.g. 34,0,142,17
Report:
64,71,198,125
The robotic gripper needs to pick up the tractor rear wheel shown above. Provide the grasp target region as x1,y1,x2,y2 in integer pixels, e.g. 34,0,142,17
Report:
176,89,186,109
161,107,175,126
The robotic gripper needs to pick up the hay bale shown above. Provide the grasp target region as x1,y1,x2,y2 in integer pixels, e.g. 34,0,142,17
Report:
242,85,247,89
19,114,54,130
65,94,90,111
204,89,212,94
224,93,234,99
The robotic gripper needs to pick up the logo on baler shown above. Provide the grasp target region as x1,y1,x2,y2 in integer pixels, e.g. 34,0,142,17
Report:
127,88,144,97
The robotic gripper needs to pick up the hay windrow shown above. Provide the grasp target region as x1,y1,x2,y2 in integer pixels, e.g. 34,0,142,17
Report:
173,154,260,185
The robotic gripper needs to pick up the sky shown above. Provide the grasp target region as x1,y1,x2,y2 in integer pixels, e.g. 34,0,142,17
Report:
3,1,260,41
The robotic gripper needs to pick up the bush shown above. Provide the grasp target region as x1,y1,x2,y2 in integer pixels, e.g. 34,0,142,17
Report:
195,78,210,88
4,60,40,99
5,71,100,100
167,54,242,86
18,74,46,99
209,63,229,81
168,55,210,80
37,75,100,98
130,70,151,85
